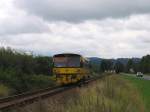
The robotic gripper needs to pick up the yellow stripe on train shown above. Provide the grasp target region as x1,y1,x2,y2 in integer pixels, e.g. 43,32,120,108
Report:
53,68,89,74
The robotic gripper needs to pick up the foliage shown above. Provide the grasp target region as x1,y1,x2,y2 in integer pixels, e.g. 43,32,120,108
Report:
0,47,52,75
140,55,150,73
100,59,113,72
124,55,150,74
114,61,124,73
0,47,55,95
99,55,150,74
90,62,101,73
126,59,134,72
0,68,55,94
0,84,10,97
34,56,53,75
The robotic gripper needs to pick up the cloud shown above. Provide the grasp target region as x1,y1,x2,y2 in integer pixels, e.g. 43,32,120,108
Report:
0,0,49,36
0,0,150,58
15,0,150,22
1,14,150,58
0,15,50,36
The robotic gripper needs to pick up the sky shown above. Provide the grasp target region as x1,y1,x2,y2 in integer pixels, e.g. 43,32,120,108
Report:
0,0,150,58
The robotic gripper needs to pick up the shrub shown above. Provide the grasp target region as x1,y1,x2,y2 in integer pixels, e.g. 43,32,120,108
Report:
0,68,55,95
0,84,10,97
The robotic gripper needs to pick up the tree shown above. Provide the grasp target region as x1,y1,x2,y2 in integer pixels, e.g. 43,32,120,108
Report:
34,56,53,75
114,61,124,73
126,59,134,73
140,55,150,73
100,59,113,72
0,47,53,75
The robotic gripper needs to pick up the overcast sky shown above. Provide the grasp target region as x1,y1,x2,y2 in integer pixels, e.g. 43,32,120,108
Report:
0,0,150,58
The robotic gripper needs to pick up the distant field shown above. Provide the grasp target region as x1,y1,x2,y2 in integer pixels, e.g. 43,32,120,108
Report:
122,73,150,112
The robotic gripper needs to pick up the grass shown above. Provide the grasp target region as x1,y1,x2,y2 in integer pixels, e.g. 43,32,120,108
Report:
0,84,10,98
122,73,150,112
11,75,145,112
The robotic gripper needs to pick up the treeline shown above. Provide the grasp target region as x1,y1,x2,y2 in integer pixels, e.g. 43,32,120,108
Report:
99,55,150,74
0,47,54,96
0,47,53,75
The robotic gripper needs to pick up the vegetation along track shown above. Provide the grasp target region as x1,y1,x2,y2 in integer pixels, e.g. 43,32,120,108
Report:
0,75,103,110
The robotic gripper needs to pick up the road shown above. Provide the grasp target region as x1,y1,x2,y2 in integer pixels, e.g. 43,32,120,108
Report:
124,73,150,80
142,75,150,80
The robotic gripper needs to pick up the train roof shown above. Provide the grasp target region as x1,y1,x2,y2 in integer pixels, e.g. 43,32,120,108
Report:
53,53,81,57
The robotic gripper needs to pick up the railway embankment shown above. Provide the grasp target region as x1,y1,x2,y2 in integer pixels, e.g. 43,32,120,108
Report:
12,74,145,112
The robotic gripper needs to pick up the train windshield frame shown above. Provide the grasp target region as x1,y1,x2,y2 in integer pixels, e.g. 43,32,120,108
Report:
54,56,80,67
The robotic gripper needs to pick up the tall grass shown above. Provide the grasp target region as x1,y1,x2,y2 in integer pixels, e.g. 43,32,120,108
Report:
0,84,10,97
9,75,145,112
123,74,150,112
64,75,144,112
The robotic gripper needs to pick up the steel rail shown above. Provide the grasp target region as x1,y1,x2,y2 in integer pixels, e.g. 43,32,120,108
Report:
0,76,101,110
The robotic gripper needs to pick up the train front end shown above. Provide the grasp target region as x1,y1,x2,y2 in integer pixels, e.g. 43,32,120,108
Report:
53,53,89,85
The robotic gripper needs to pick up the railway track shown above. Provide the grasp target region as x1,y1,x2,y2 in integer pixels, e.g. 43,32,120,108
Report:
0,77,99,110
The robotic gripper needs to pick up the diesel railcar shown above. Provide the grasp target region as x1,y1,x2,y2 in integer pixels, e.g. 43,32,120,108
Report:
53,53,91,85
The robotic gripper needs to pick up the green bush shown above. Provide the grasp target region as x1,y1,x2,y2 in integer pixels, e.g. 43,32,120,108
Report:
0,68,55,95
0,84,10,97
0,47,55,96
0,47,53,75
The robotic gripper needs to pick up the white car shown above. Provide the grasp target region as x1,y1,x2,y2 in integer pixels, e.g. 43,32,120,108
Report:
136,72,143,77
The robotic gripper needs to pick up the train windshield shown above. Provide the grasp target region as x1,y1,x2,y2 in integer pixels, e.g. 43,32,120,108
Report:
54,57,80,67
